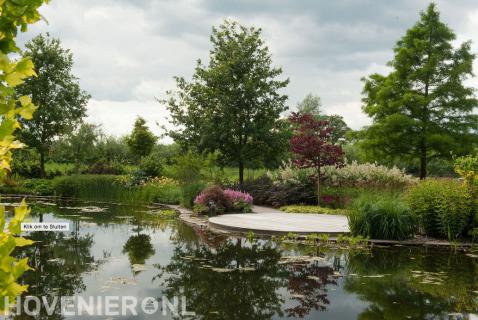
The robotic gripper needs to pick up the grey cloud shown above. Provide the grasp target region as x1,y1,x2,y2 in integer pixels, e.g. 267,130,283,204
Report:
14,0,478,135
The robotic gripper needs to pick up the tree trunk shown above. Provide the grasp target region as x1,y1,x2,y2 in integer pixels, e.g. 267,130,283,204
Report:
40,150,45,178
419,145,427,180
317,167,321,206
239,160,244,190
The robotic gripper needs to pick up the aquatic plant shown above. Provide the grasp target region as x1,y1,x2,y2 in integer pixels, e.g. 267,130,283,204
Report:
246,231,256,243
51,175,181,205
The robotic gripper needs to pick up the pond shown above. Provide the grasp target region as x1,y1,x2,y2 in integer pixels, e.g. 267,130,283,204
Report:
4,198,478,319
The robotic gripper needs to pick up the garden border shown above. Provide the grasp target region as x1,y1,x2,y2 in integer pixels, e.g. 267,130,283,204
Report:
171,205,476,249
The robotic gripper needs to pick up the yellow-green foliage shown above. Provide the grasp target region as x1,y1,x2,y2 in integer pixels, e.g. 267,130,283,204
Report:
280,205,348,215
0,200,34,312
0,0,49,313
454,155,478,188
407,179,473,240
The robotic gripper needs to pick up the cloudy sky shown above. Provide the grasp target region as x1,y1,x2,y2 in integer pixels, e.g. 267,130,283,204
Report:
18,0,478,140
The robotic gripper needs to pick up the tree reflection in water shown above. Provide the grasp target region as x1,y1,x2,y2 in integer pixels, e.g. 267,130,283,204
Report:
122,234,155,265
13,219,97,320
157,226,340,319
285,260,338,318
122,218,156,274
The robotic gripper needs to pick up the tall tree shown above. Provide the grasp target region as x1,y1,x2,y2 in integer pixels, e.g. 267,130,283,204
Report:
321,114,350,144
297,94,351,144
126,116,157,159
165,20,289,186
297,93,321,116
17,33,90,176
360,4,478,179
289,112,344,205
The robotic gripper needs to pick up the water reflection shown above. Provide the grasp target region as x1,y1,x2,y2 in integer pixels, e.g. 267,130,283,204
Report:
14,222,97,319
344,249,478,319
4,199,478,319
123,234,155,266
285,259,338,317
158,238,284,319
158,227,343,319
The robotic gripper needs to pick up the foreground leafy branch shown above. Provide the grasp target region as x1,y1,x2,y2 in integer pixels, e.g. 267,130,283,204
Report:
0,0,49,313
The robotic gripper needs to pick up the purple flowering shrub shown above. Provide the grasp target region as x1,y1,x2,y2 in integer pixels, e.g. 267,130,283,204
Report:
193,185,231,214
223,189,253,212
193,185,253,214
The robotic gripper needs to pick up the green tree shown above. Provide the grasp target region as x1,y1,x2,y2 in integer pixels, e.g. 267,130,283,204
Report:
66,123,102,170
165,20,289,186
97,136,131,164
296,94,351,144
17,33,90,176
297,93,321,116
320,114,350,144
126,116,157,159
360,3,478,179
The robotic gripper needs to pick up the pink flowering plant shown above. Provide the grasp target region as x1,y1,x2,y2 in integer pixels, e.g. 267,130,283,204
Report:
223,189,253,213
193,185,253,214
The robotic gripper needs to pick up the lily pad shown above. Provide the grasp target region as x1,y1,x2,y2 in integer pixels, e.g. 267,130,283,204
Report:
132,264,148,272
211,267,234,273
106,276,137,286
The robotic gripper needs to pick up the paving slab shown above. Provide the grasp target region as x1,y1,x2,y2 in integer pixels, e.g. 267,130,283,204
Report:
208,211,350,235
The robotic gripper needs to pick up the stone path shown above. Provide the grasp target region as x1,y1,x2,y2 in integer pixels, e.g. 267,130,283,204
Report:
208,205,350,235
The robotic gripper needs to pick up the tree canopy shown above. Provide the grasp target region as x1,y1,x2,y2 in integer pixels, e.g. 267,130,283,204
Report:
165,20,289,186
297,93,321,116
126,116,157,159
66,123,102,170
17,33,90,176
296,93,351,144
359,3,478,178
289,112,344,204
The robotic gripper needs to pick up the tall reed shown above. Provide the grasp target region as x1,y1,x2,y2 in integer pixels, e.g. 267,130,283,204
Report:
51,175,181,204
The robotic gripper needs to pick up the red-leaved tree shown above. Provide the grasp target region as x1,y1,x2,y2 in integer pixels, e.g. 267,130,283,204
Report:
289,112,344,205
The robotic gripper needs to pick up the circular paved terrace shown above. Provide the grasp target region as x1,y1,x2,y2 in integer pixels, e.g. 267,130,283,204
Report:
208,208,350,235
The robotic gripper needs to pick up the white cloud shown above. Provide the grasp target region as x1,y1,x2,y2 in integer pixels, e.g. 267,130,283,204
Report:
86,99,173,143
324,101,371,130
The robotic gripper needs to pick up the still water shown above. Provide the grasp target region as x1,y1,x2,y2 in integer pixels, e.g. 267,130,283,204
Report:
4,198,478,319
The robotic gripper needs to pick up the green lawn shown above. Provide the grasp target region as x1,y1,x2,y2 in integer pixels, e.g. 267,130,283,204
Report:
280,205,349,216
